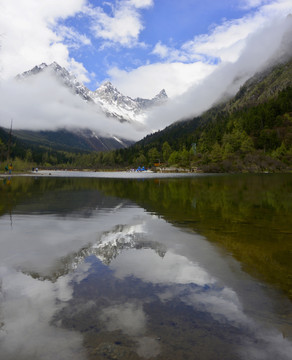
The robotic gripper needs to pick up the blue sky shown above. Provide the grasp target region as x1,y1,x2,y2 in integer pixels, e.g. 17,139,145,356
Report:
60,0,255,90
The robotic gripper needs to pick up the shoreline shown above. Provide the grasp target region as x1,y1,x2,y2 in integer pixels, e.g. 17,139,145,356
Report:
2,169,206,179
1,169,291,181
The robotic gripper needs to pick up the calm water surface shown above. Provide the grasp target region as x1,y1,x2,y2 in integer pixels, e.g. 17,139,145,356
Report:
0,173,292,360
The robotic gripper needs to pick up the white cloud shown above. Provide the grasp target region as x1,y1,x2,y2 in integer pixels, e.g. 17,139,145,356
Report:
87,0,153,47
129,0,154,8
182,0,292,63
151,9,262,66
151,41,200,63
182,16,260,63
99,302,147,336
56,25,92,49
240,0,270,9
108,61,216,98
0,267,86,360
112,249,214,285
0,0,88,81
152,41,169,59
68,58,91,84
0,74,147,140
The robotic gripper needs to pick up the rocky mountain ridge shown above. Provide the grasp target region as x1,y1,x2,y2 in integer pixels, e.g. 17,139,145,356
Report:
11,62,168,151
18,62,168,124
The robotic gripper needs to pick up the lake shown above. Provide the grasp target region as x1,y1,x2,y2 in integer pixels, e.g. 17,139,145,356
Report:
0,172,292,360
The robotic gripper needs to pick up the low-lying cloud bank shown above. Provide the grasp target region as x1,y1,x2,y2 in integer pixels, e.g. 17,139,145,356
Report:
0,72,147,141
146,15,292,131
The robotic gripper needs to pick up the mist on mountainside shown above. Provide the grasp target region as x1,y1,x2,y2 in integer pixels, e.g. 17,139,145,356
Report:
146,15,292,132
0,71,148,141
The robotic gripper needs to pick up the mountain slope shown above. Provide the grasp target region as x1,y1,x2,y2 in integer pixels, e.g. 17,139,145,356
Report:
12,128,133,152
116,57,292,170
17,62,92,102
228,58,292,111
142,58,292,146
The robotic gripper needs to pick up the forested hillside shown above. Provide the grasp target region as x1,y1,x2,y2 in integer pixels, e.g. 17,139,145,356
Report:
0,127,82,169
114,59,292,172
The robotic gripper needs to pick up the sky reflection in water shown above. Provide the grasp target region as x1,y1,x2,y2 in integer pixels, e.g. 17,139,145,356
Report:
1,177,292,360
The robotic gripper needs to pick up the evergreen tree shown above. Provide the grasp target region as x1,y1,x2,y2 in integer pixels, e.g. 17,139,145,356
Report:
148,147,160,165
162,141,172,163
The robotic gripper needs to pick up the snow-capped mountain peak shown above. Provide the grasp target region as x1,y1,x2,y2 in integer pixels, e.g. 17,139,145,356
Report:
17,62,92,102
19,62,67,78
97,81,116,92
91,81,148,122
17,62,168,124
154,89,168,101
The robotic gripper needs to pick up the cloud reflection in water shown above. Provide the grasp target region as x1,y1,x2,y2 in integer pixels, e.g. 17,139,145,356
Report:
1,204,292,359
0,266,86,360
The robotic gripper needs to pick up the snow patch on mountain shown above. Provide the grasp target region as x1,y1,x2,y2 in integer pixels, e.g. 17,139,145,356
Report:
17,63,168,124
91,81,168,124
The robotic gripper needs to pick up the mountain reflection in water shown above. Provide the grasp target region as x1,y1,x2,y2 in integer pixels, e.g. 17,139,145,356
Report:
0,174,292,360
